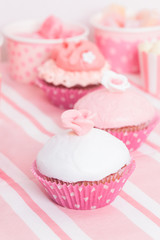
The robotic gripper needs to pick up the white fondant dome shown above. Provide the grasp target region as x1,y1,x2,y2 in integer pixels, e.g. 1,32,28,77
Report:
36,128,130,182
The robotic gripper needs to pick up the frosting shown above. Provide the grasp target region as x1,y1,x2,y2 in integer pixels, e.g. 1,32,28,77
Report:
61,109,95,136
100,4,160,28
101,71,130,92
75,87,156,128
54,41,105,71
36,128,131,182
38,59,109,87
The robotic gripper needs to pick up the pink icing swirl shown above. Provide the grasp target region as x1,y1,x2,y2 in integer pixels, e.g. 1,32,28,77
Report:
52,41,105,71
61,109,95,136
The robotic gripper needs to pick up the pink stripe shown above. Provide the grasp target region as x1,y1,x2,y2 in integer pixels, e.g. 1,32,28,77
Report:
62,202,152,240
153,119,160,135
120,191,160,227
0,170,71,240
0,112,42,177
146,139,160,152
0,196,39,240
131,150,160,205
2,93,53,137
157,55,160,97
3,72,63,125
142,51,149,92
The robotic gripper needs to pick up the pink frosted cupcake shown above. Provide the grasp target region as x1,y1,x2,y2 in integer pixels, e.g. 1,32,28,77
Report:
74,71,158,151
36,40,109,109
32,109,135,210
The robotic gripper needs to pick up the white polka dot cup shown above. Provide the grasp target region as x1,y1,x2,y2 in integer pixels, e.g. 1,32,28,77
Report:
32,160,135,210
91,13,160,74
3,20,89,83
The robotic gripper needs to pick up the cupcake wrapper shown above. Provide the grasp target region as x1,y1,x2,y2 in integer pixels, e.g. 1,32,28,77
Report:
32,160,135,210
105,116,159,152
35,79,101,109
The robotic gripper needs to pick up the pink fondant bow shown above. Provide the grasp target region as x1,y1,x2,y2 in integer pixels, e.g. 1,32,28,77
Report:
61,109,95,136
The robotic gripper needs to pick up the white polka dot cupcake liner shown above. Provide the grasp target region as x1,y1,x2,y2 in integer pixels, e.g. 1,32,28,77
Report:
35,79,101,109
105,116,159,152
32,160,135,210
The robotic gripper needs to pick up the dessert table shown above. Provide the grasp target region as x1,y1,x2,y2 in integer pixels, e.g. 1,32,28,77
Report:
0,63,160,240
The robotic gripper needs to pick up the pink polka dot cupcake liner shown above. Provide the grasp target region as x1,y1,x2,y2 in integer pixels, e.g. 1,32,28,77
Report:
35,79,101,109
32,160,135,210
104,116,159,152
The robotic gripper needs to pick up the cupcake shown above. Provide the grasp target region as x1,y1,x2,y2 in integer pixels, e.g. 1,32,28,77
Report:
74,71,158,151
32,109,135,210
36,40,109,109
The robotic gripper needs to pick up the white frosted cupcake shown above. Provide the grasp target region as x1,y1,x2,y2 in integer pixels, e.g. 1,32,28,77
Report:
32,109,135,210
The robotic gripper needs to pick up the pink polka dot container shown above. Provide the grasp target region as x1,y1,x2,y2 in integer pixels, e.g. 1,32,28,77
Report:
91,13,160,74
32,160,135,210
3,19,89,83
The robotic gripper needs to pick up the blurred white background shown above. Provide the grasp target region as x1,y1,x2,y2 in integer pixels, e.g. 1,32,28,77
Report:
1,0,160,27
1,0,160,59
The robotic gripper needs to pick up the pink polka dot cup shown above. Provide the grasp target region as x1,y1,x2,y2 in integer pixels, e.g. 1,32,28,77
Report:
91,13,160,74
3,19,89,83
32,160,135,210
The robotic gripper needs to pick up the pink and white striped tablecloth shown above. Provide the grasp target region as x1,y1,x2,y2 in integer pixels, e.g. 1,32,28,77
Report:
0,64,160,240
